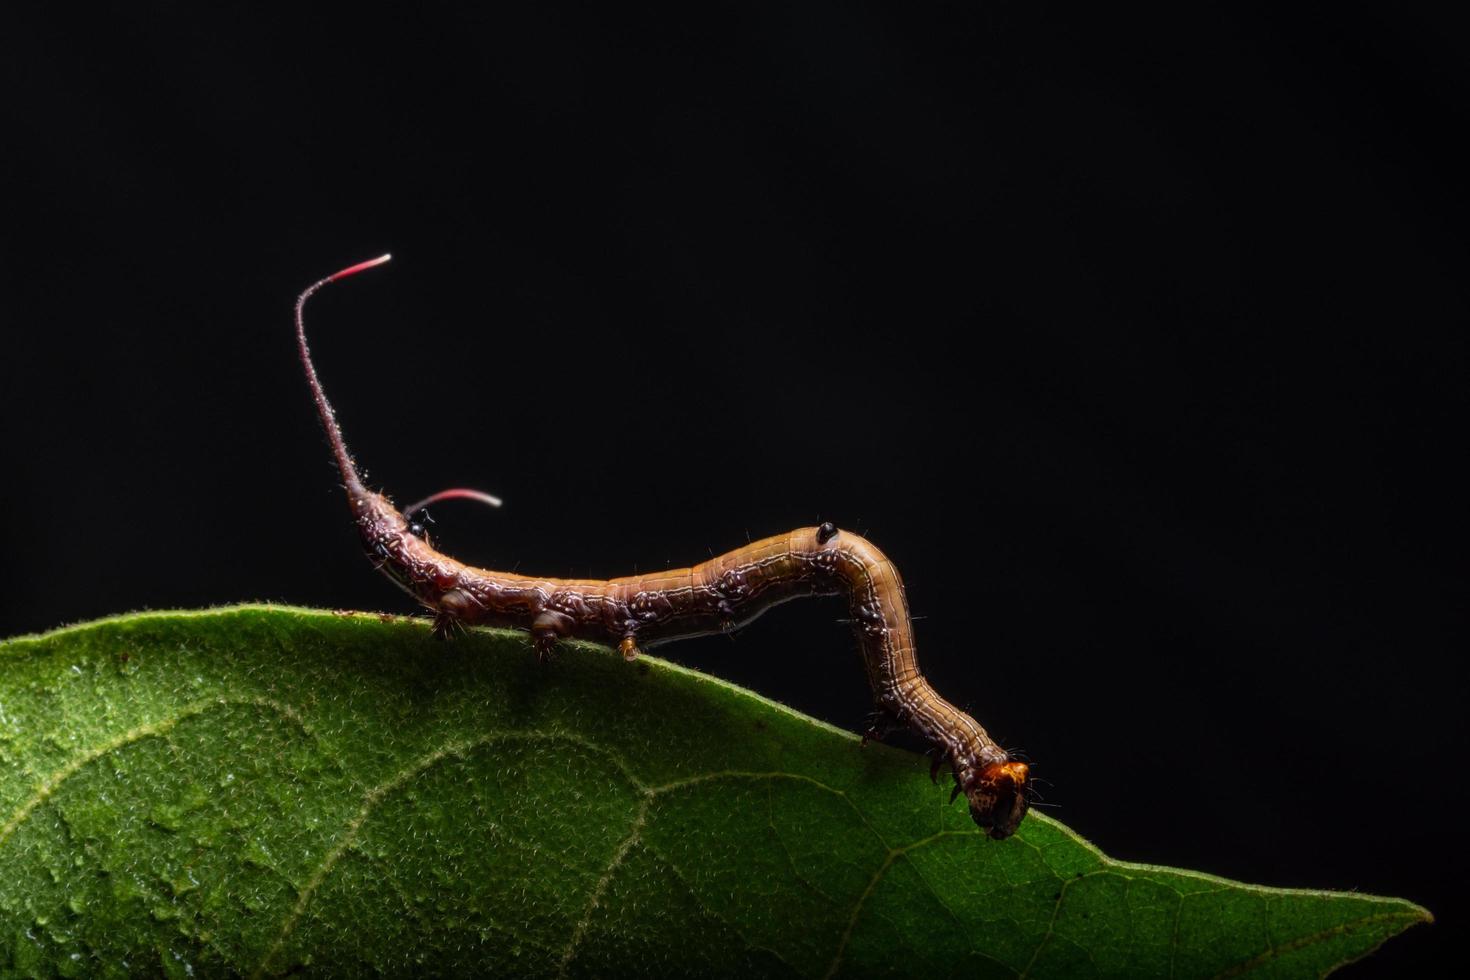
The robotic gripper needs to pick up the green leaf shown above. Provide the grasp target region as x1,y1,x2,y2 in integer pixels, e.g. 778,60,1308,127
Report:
0,607,1426,977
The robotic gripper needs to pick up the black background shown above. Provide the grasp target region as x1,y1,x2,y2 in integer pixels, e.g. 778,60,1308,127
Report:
3,4,1465,975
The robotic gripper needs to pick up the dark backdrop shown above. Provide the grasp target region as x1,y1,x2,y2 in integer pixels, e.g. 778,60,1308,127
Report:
3,5,1464,975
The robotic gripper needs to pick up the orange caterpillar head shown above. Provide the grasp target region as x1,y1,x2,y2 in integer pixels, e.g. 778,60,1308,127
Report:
963,760,1030,840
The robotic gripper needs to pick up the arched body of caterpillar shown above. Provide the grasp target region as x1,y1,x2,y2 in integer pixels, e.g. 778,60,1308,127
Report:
295,255,1030,839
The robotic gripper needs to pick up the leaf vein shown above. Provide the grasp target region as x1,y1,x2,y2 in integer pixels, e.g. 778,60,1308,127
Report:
1209,910,1429,979
556,797,649,978
651,770,894,851
253,729,641,979
635,831,800,974
0,696,314,852
823,829,975,978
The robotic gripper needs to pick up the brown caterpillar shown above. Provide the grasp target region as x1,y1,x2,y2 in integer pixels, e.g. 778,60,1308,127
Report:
296,255,1030,839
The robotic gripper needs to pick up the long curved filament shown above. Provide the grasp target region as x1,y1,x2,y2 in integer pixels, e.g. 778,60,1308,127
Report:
404,487,505,520
294,254,393,492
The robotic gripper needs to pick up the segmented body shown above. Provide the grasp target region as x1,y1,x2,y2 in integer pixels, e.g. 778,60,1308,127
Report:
300,257,1029,839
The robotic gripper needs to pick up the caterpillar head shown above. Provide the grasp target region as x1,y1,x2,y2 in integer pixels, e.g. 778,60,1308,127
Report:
962,760,1030,840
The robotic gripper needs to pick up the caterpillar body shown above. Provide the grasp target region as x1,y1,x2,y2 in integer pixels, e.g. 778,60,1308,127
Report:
296,255,1030,839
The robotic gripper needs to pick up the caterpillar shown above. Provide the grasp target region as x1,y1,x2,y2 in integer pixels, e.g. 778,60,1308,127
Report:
295,255,1030,840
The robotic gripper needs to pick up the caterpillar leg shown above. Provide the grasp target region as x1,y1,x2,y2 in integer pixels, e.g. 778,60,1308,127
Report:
716,599,738,633
531,610,575,663
860,708,899,746
929,749,951,784
531,631,559,662
618,635,642,662
431,612,466,641
434,589,481,640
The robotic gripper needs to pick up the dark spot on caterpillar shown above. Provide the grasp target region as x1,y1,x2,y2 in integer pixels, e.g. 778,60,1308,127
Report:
408,521,427,539
717,568,748,598
817,522,838,544
631,590,673,622
856,601,886,636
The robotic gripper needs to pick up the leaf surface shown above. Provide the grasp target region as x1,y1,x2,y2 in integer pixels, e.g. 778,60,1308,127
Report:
0,607,1426,977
